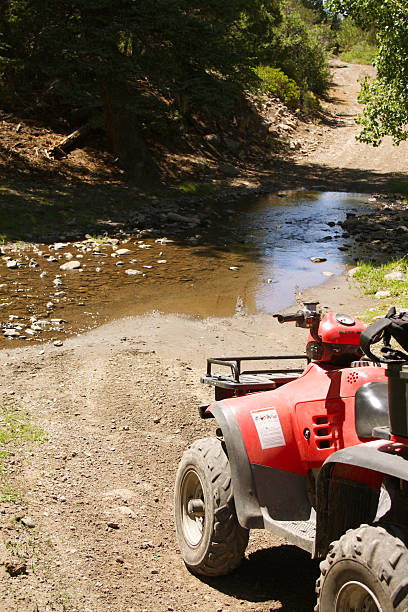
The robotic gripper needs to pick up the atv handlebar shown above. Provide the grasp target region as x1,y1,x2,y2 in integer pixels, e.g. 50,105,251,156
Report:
273,302,321,338
274,312,302,324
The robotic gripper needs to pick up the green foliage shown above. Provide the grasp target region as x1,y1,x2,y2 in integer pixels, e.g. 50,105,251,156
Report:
336,17,376,51
302,90,322,113
335,16,376,64
0,403,46,449
340,41,376,65
175,182,217,195
253,66,300,108
0,0,282,121
0,0,336,174
352,259,408,310
267,7,331,97
327,0,408,145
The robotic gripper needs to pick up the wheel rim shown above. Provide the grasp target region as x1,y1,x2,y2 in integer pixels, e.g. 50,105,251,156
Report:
180,468,205,546
335,580,383,612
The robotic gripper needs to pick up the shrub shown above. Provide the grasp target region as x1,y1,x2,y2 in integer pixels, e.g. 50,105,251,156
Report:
267,11,331,97
301,90,321,113
253,66,300,109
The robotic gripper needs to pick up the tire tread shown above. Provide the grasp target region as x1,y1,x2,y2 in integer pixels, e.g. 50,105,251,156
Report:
316,524,408,611
176,437,249,577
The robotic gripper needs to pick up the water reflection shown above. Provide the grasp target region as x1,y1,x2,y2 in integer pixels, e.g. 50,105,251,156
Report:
206,191,369,312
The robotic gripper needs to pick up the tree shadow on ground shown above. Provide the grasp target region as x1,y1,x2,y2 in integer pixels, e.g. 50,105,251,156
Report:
200,544,319,611
0,138,406,246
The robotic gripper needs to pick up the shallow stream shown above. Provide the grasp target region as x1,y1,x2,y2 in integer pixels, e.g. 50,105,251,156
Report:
0,191,370,347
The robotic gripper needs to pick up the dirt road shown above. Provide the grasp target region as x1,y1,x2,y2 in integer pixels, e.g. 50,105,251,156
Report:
1,62,407,612
306,62,408,176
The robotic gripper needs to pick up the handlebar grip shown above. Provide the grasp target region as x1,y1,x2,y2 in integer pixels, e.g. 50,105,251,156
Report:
273,312,301,324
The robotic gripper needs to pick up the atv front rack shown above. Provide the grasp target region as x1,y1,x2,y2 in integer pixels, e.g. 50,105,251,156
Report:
201,354,308,401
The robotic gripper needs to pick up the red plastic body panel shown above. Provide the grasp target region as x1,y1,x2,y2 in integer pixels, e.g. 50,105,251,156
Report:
213,363,388,476
310,312,366,345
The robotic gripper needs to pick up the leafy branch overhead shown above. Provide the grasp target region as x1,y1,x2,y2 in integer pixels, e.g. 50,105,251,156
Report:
326,0,408,146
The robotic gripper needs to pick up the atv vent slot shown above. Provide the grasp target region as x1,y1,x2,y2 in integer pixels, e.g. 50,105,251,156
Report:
318,439,331,449
313,415,333,450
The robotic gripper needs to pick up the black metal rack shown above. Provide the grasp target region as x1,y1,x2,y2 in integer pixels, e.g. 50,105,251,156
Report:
201,354,308,400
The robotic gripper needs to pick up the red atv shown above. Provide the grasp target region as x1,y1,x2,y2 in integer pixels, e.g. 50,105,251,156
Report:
174,302,408,611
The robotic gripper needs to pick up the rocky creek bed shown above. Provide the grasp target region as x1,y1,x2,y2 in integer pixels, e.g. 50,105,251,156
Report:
340,195,408,262
1,190,407,349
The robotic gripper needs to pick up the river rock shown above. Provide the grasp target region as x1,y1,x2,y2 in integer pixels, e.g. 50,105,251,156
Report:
204,133,220,144
20,516,35,528
375,290,391,298
60,260,81,270
155,238,174,245
310,257,327,263
6,260,18,269
384,270,405,281
223,137,240,153
53,242,70,250
3,329,20,337
289,140,301,150
219,163,240,177
347,267,361,277
125,269,142,275
166,212,200,225
116,248,131,256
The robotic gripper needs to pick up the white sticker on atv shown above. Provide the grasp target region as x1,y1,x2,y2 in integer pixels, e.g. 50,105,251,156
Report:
250,408,286,450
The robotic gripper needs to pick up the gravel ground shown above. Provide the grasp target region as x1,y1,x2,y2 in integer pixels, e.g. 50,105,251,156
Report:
0,278,378,612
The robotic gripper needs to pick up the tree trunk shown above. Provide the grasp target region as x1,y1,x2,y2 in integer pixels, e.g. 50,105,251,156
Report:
103,85,160,186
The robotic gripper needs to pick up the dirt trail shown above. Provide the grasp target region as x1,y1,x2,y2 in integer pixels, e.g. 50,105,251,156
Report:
302,61,408,176
0,62,407,612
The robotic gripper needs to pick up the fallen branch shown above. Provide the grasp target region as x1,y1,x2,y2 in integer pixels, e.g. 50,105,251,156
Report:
48,125,91,159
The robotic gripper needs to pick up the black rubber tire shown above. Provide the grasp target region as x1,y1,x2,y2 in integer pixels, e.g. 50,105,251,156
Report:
315,524,408,611
174,437,249,576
